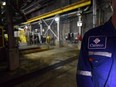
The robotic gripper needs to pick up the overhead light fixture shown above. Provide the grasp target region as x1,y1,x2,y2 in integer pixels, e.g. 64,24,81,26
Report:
24,26,28,29
2,2,6,6
77,21,82,27
42,29,45,32
55,16,60,22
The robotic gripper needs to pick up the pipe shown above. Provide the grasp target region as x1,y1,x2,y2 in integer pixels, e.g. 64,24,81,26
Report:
0,26,4,48
23,0,91,24
93,0,97,27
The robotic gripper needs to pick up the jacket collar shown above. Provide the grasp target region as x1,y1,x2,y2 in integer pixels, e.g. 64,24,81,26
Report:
101,18,116,37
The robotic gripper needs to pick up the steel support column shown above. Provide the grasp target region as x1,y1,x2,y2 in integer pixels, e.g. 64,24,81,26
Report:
56,16,60,47
6,0,19,71
38,21,43,35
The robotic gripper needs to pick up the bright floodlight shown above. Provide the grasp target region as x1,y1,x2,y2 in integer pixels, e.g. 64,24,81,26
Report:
25,26,28,29
2,2,6,6
42,29,45,32
55,17,60,22
77,21,82,27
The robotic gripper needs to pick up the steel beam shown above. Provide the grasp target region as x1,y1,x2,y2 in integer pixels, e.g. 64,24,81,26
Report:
23,0,91,24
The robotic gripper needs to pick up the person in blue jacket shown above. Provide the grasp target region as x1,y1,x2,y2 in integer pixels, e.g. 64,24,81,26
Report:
76,0,116,87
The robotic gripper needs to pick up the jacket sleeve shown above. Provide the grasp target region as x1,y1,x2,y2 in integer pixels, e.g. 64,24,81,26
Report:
76,33,94,87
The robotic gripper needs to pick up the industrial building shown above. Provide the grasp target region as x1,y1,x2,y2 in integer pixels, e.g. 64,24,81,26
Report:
0,0,112,87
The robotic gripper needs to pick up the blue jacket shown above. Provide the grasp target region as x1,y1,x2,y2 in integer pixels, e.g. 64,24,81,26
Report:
76,19,116,87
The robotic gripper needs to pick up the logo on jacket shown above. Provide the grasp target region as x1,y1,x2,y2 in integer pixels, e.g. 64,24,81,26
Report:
88,36,107,49
93,38,100,44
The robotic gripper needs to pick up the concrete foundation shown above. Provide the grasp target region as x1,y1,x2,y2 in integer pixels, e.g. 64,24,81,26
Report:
55,40,61,48
8,48,19,71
